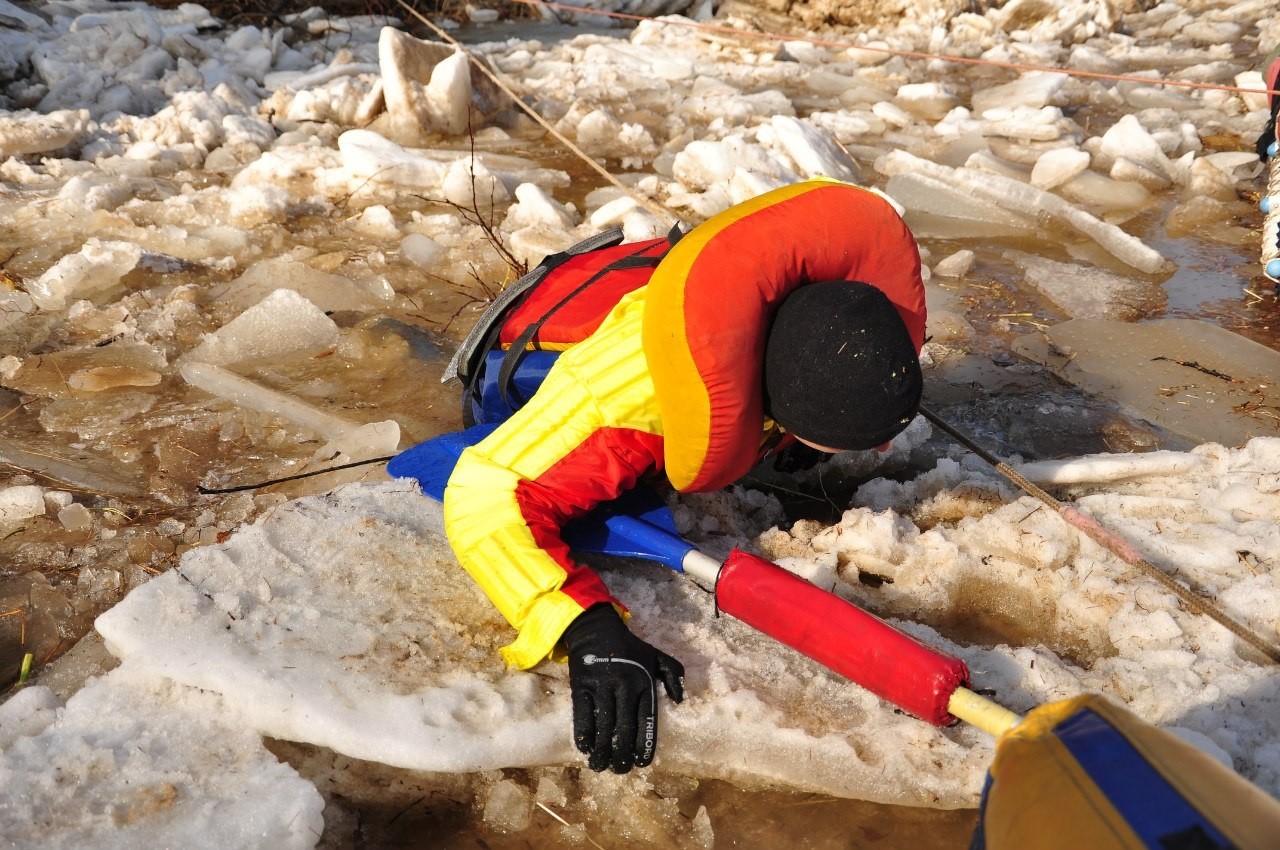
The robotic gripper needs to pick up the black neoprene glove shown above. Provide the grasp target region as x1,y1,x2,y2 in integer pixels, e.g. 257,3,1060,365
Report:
562,603,685,774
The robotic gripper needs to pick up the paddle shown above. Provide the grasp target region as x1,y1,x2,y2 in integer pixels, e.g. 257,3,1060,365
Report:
388,426,1020,736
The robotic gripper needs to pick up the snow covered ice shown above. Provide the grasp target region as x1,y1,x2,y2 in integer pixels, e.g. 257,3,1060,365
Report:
0,669,325,850
1,0,1279,846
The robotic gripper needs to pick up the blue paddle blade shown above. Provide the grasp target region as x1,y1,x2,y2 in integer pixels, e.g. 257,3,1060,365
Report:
562,486,692,570
386,424,499,501
388,426,694,572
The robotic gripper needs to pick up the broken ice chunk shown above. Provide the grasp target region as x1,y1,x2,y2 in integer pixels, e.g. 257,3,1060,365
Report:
585,195,639,231
1097,115,1173,185
1030,148,1090,189
727,168,790,206
338,129,449,190
180,362,358,440
971,71,1068,116
1185,158,1238,202
0,438,142,497
1016,451,1201,485
508,224,580,268
226,184,293,228
0,109,89,158
379,28,471,139
933,250,975,278
78,566,122,604
1234,70,1269,112
400,233,444,269
1005,250,1163,320
185,289,338,367
67,365,162,392
313,420,401,467
5,342,165,401
1057,170,1151,212
768,115,859,182
218,255,394,314
965,150,1031,181
1200,151,1263,183
483,779,531,832
26,239,143,311
573,109,656,162
1166,197,1256,247
442,157,511,214
885,172,1036,235
1111,156,1171,191
877,151,1170,274
58,503,94,532
504,183,575,231
672,136,796,193
894,81,958,121
535,776,567,807
39,393,156,441
0,485,45,525
980,106,1071,142
353,204,401,240
43,491,73,511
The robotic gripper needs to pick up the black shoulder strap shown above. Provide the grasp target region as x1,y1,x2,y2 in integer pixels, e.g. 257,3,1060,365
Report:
667,221,684,246
442,228,624,386
495,244,670,410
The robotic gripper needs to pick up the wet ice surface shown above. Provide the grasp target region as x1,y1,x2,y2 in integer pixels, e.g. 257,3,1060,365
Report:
1,0,1280,846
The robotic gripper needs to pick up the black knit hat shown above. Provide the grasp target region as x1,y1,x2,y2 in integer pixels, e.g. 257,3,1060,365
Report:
763,281,922,451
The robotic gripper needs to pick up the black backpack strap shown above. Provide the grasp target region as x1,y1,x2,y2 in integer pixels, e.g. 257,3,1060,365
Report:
441,228,625,386
565,228,629,255
495,244,667,410
667,221,684,246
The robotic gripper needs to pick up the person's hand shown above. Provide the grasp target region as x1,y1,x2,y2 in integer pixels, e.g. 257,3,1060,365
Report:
562,604,684,774
772,441,827,474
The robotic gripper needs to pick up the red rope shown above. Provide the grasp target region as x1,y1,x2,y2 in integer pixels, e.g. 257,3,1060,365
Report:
508,0,1280,98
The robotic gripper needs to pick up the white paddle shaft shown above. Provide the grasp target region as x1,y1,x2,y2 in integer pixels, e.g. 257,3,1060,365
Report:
681,549,722,584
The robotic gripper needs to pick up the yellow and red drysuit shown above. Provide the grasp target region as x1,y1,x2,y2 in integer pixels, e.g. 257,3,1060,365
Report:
443,180,926,669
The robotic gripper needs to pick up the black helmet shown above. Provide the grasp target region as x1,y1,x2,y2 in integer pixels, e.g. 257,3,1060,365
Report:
763,280,922,451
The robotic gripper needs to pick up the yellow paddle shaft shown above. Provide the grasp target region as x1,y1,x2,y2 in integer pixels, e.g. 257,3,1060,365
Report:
948,687,1023,737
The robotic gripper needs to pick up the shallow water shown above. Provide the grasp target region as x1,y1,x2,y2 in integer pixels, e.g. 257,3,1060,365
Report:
267,739,979,850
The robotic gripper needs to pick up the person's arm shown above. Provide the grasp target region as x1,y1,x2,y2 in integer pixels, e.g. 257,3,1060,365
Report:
443,409,665,669
444,301,687,773
448,431,686,775
444,293,686,773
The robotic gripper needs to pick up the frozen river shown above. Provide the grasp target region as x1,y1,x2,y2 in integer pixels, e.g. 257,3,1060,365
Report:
1,1,1279,847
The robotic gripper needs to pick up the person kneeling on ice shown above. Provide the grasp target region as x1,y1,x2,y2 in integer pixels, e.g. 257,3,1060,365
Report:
441,180,926,774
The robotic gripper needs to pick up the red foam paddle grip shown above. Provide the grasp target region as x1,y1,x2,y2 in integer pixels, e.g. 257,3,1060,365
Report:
715,549,969,726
